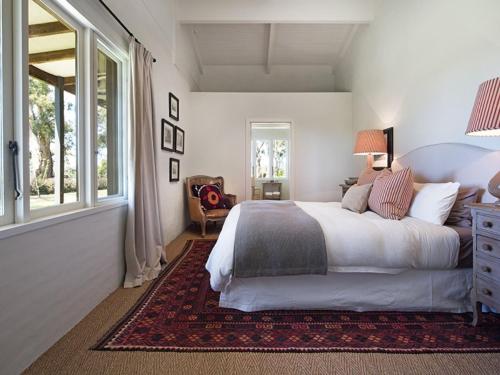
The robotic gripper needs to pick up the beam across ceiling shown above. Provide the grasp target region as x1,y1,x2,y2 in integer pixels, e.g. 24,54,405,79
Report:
29,48,75,64
29,65,75,94
190,27,205,75
331,24,359,74
265,24,276,74
29,22,71,38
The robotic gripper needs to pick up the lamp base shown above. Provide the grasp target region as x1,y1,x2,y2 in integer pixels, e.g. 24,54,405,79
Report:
365,154,374,169
488,171,500,204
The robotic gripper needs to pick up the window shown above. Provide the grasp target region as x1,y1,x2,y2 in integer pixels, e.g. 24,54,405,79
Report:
253,138,289,180
254,140,270,179
0,1,4,220
0,0,128,229
272,139,288,178
28,0,80,213
0,0,14,226
96,47,122,199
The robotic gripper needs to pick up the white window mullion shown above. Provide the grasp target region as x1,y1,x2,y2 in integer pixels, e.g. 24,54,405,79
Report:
0,0,14,226
75,19,87,209
95,37,127,204
13,0,30,223
85,29,97,207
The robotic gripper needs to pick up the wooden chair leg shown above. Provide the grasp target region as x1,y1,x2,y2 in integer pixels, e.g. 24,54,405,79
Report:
201,221,207,238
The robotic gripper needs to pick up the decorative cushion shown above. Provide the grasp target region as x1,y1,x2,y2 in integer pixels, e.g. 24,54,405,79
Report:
341,183,372,213
368,167,414,220
408,182,460,225
191,183,227,210
445,187,479,227
357,168,389,185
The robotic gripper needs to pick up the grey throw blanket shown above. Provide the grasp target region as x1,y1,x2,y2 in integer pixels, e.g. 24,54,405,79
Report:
233,200,327,277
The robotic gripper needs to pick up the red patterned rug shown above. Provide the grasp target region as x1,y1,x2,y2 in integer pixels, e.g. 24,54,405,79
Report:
94,240,500,353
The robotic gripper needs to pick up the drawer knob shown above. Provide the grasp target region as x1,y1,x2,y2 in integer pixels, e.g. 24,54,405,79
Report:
481,266,492,273
482,243,493,251
482,221,494,228
482,288,492,296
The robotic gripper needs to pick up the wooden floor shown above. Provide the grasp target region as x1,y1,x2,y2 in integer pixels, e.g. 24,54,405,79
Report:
25,226,500,375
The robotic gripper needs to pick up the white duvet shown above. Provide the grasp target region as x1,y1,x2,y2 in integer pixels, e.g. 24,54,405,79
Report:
206,201,460,291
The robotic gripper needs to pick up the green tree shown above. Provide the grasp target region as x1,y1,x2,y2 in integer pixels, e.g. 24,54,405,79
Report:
29,76,55,180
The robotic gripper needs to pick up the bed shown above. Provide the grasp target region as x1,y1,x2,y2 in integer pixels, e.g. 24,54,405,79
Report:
206,143,500,312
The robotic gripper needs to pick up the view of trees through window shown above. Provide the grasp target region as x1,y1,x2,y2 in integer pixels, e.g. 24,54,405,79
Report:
28,0,79,210
29,77,77,209
254,139,288,179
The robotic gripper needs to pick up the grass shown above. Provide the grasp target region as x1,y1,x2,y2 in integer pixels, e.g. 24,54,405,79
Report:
30,190,109,210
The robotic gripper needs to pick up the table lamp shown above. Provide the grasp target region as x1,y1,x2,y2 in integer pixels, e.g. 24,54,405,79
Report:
465,77,500,204
353,129,387,169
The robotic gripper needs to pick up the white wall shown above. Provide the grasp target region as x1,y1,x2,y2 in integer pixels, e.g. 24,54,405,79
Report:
188,93,353,202
0,0,194,373
335,0,500,168
0,206,126,375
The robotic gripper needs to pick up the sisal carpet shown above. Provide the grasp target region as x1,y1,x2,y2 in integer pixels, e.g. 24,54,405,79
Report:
24,228,500,374
94,239,500,353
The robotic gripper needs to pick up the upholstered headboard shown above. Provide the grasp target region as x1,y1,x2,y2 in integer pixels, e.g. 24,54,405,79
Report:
392,143,500,203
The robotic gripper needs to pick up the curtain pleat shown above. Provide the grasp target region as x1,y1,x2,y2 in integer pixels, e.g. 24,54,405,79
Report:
124,37,165,288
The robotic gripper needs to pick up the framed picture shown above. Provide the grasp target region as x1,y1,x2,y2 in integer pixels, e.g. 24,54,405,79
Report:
169,158,180,182
169,93,179,121
373,127,394,170
161,119,175,152
174,126,185,154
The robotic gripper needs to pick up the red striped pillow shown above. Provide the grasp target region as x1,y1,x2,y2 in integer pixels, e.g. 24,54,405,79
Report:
368,167,414,220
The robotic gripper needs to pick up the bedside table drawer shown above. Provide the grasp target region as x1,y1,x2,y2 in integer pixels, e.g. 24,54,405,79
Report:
477,213,500,236
476,255,500,283
476,276,500,310
477,235,500,258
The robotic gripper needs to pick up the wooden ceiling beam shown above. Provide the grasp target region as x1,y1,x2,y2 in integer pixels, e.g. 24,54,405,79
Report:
29,48,75,64
190,26,205,75
29,64,75,94
331,24,359,74
29,22,71,38
265,23,276,74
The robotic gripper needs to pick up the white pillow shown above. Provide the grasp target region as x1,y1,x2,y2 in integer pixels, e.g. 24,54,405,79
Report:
408,182,460,225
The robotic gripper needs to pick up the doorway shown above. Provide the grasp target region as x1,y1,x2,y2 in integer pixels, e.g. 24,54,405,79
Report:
247,122,292,201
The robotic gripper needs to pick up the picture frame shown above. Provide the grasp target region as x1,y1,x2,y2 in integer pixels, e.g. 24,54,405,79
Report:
169,93,179,121
174,126,185,154
161,119,175,152
373,127,394,170
169,158,180,182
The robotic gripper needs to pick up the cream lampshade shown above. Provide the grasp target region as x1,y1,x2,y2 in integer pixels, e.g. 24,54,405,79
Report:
353,129,387,168
465,77,500,203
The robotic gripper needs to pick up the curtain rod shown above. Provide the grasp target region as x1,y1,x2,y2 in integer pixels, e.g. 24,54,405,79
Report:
98,0,157,63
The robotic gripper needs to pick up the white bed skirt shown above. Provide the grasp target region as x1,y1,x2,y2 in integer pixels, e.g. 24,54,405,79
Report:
219,269,473,313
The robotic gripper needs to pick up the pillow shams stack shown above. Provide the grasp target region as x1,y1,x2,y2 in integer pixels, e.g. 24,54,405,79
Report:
408,182,461,225
368,168,414,220
341,183,372,213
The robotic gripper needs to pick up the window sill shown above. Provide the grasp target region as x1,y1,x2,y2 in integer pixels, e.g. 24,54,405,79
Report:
0,200,128,241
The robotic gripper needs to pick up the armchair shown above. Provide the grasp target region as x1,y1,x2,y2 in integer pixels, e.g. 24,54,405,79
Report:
185,175,237,237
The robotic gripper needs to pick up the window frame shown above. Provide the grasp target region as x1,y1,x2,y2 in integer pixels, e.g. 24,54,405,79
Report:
0,0,129,231
26,0,86,220
271,138,289,179
253,137,290,181
93,37,128,205
0,0,14,226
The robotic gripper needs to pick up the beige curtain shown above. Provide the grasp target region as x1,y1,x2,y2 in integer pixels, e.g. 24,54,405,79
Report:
124,38,164,288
